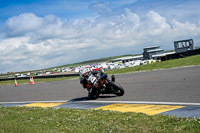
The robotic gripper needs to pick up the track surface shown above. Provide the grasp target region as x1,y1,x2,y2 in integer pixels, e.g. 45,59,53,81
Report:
0,66,200,103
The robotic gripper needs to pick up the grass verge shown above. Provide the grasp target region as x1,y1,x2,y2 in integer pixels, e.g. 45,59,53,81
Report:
107,54,200,75
0,107,200,133
0,76,79,86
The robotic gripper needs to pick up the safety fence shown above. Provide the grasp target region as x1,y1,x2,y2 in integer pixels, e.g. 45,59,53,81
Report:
0,74,79,81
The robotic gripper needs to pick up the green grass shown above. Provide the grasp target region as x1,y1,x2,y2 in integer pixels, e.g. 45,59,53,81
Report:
0,76,79,86
0,107,199,133
107,54,200,75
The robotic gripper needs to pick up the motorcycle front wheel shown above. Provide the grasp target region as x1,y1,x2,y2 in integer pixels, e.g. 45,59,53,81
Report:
109,82,125,96
88,88,99,99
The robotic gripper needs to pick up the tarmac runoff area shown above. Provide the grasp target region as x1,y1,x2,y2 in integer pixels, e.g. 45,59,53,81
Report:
1,101,200,118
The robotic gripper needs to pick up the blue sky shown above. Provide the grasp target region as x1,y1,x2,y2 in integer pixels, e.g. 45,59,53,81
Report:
0,0,200,73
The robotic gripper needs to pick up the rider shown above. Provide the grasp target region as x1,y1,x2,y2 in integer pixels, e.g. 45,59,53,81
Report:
80,67,104,88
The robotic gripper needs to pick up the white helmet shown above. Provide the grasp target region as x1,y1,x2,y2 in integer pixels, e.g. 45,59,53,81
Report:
80,67,91,76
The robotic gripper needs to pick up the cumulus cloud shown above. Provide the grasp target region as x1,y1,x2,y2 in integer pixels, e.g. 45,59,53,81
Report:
1,8,200,73
4,13,43,37
4,13,63,41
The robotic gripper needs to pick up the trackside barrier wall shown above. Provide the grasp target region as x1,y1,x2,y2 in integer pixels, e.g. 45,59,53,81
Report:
161,48,200,61
0,74,79,81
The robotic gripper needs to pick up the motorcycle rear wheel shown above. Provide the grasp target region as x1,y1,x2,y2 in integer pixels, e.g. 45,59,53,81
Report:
109,82,124,96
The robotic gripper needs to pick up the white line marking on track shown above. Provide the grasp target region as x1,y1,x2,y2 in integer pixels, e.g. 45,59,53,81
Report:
1,100,200,106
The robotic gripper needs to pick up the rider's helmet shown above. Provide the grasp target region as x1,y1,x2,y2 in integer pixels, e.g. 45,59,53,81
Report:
80,67,91,76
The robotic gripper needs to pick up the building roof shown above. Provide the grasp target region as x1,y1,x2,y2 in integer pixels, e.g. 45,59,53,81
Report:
143,46,160,50
174,39,193,43
147,49,164,53
111,55,143,62
152,51,175,58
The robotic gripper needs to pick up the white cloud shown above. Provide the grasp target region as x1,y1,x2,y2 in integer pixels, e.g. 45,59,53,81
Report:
1,8,200,73
89,2,112,15
145,10,170,35
5,13,43,37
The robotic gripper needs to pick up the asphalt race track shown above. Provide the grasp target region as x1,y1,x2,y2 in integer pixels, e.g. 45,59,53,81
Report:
1,66,200,118
1,66,200,103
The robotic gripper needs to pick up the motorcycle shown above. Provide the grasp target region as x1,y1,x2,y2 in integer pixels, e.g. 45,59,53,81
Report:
79,68,124,98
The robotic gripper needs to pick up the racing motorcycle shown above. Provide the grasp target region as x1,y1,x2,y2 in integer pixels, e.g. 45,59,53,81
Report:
80,68,124,98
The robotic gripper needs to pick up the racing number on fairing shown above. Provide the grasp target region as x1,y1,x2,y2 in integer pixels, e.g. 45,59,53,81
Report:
88,75,97,83
91,77,96,83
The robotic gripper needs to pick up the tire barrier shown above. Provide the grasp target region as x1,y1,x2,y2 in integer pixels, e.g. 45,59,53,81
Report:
0,74,79,81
